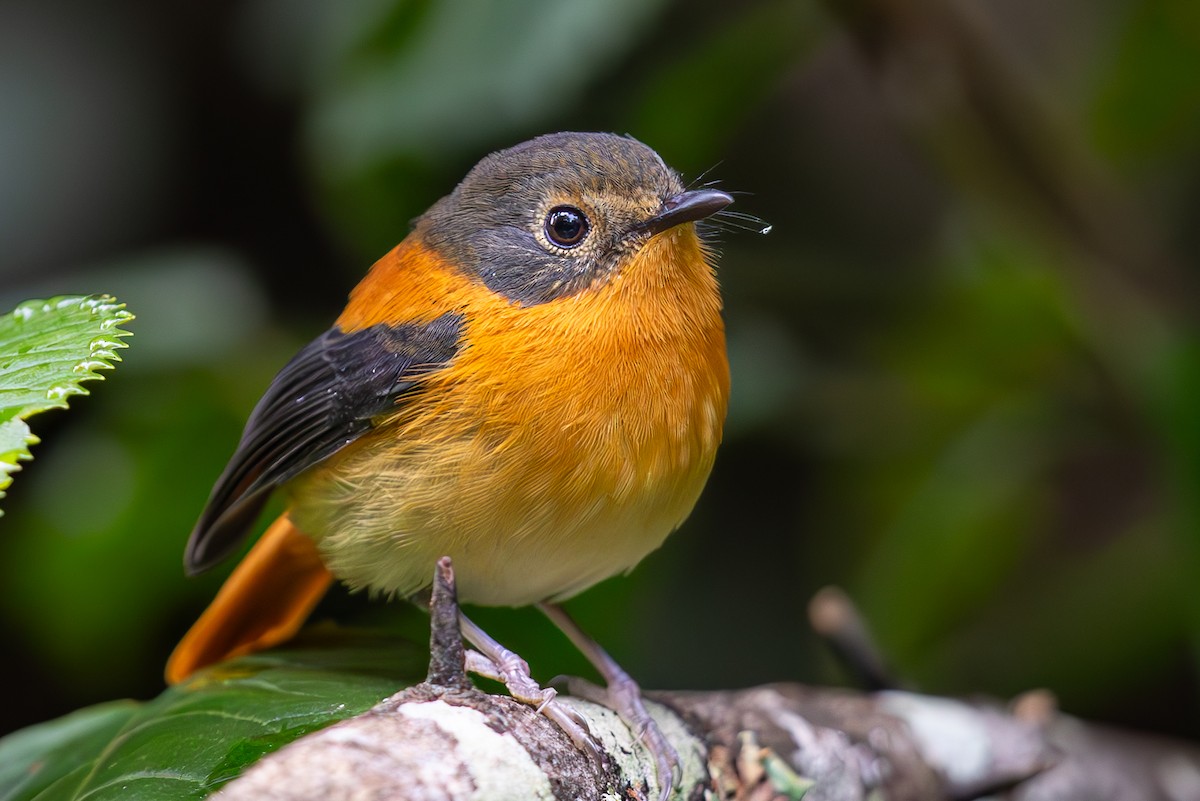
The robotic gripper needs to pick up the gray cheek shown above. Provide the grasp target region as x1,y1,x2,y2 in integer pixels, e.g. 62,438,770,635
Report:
473,226,597,306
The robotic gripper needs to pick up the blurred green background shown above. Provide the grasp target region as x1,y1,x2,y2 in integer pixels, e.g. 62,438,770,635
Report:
3,0,1199,744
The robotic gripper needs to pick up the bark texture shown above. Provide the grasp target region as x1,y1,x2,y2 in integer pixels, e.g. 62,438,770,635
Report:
215,680,1200,800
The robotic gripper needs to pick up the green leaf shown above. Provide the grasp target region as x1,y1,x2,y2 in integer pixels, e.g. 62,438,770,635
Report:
0,702,138,801
0,295,133,514
0,634,424,801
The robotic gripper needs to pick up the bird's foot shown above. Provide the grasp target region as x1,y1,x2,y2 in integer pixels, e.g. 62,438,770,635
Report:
609,673,682,796
565,666,681,799
464,649,556,711
539,604,682,801
458,615,603,770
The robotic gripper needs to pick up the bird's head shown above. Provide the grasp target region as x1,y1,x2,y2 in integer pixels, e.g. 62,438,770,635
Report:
417,132,733,306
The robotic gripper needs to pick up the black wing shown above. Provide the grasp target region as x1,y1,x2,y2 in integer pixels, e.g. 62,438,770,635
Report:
184,312,464,574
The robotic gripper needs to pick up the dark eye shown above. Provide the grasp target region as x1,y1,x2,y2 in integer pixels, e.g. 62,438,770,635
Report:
544,206,589,248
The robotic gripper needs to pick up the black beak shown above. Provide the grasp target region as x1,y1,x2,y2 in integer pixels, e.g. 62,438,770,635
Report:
641,189,734,235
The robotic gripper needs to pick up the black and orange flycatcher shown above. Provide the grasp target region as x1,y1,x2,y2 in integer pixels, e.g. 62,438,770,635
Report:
168,131,733,796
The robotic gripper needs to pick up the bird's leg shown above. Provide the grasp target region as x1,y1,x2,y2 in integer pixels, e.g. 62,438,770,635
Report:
538,602,681,801
457,611,602,767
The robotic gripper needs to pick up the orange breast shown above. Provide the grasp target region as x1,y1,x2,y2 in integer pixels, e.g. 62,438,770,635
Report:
287,227,728,605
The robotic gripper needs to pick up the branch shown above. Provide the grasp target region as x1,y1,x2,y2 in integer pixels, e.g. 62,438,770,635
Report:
213,678,1200,800
214,569,1200,800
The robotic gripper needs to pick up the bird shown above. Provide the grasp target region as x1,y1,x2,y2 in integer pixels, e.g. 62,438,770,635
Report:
167,131,733,798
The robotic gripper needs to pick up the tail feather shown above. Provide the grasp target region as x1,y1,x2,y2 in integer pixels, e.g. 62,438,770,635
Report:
166,515,333,684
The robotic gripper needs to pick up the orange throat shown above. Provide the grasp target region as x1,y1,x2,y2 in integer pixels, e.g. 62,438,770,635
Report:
288,227,729,605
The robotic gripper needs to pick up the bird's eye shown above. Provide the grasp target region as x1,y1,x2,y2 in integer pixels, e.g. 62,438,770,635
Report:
544,206,589,248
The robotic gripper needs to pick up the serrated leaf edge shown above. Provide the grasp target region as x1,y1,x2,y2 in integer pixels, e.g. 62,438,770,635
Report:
1,294,134,513
14,295,134,413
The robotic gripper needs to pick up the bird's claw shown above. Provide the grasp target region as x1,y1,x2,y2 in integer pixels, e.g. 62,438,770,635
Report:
461,625,603,772
608,681,681,800
535,605,682,799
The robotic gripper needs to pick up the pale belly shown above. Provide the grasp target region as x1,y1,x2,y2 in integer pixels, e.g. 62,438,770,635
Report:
286,402,721,606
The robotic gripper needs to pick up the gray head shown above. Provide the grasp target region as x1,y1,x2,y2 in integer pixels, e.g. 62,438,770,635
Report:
417,132,732,306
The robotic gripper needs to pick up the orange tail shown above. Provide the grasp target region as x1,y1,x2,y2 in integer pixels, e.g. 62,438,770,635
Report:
166,515,334,684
